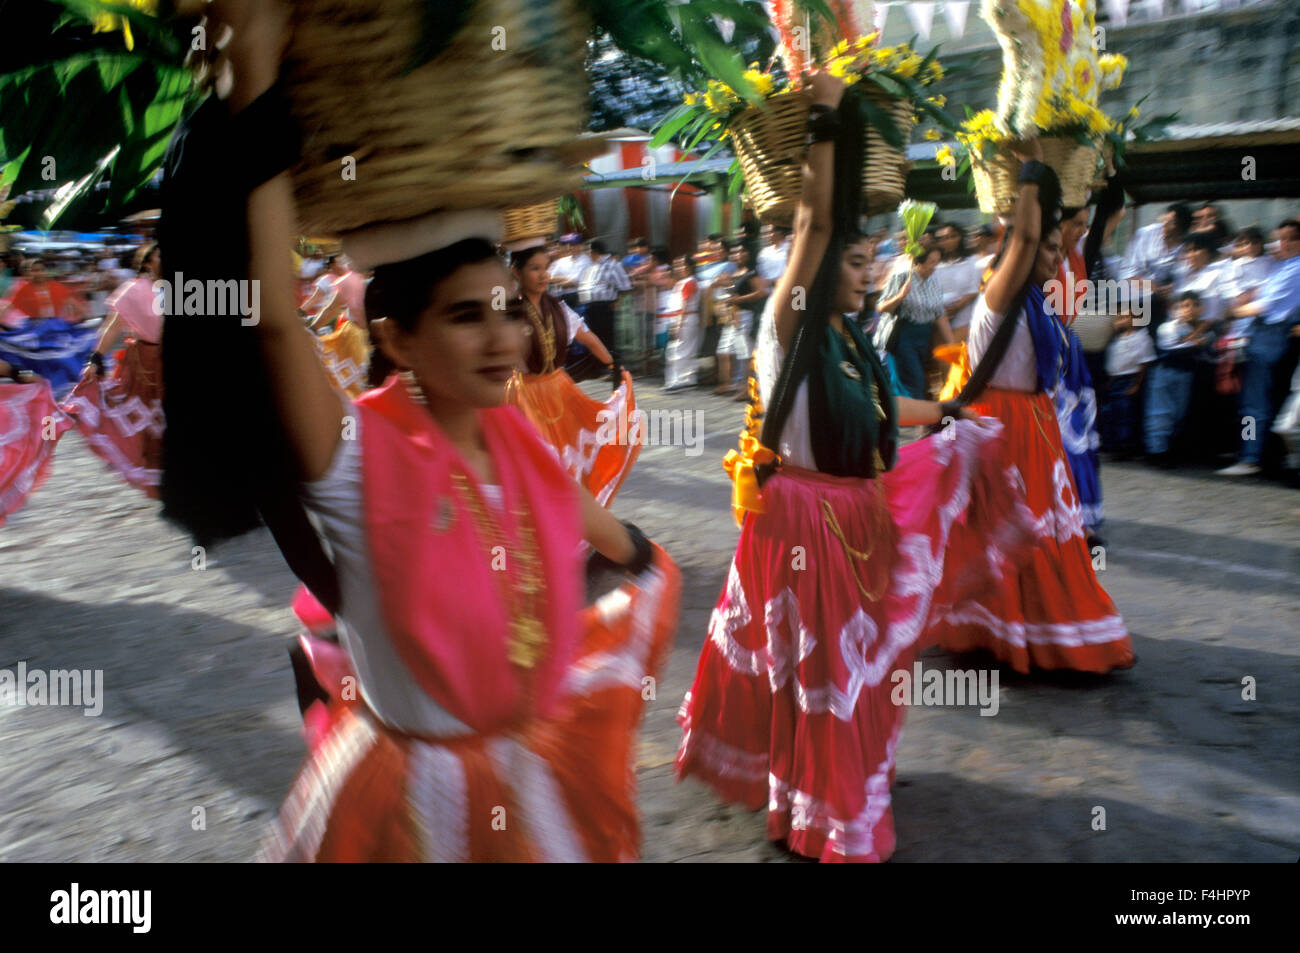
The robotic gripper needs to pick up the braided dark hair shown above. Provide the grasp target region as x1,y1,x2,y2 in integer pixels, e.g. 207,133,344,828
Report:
759,83,895,474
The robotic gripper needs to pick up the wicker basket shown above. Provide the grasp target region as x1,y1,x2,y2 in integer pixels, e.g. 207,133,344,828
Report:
284,0,591,236
972,137,1101,214
1089,141,1114,190
730,87,914,225
863,85,913,216
729,90,810,227
502,199,560,244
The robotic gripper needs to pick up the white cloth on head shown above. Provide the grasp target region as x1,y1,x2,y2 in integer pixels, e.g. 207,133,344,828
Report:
342,209,504,272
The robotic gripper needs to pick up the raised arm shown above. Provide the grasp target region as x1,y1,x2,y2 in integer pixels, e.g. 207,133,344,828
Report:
876,268,912,315
983,140,1046,316
773,72,843,353
224,1,344,483
1084,166,1126,277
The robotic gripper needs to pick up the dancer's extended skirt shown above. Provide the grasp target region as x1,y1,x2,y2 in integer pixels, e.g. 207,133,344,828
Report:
314,321,369,398
260,546,681,863
0,318,98,398
0,380,72,526
507,368,640,507
676,419,1035,862
929,388,1132,674
62,338,164,498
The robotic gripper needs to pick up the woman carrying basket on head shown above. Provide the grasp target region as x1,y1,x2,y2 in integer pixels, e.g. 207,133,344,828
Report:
503,244,641,508
926,140,1133,675
62,242,167,497
675,71,1035,863
163,0,680,863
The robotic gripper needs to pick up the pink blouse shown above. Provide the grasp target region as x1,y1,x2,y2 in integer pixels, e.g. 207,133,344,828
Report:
106,277,163,344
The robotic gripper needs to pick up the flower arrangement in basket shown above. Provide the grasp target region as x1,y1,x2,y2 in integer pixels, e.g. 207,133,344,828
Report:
651,1,953,224
937,0,1163,214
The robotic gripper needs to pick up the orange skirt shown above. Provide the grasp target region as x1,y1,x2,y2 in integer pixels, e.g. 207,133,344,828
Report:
260,546,681,862
507,368,640,507
314,320,370,398
928,388,1133,673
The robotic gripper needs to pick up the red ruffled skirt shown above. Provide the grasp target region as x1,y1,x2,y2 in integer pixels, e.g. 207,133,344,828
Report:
260,546,680,863
676,419,1036,862
62,338,164,497
0,380,72,526
928,388,1132,673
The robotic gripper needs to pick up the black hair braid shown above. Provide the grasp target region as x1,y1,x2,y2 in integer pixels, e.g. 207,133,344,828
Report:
759,85,867,457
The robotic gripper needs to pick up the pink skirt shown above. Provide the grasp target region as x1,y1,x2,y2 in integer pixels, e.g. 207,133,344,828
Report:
676,418,1035,862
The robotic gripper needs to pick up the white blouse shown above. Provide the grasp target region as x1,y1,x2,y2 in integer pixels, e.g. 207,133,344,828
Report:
557,299,588,344
966,295,1039,393
299,406,480,738
754,297,816,470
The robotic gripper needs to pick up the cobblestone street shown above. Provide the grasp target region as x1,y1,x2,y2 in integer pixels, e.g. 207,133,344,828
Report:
1,380,1297,862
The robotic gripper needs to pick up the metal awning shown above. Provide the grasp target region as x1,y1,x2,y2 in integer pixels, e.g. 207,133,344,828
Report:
583,156,734,190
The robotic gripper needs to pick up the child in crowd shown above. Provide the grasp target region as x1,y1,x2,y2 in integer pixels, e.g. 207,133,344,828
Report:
1103,304,1156,458
1144,291,1209,465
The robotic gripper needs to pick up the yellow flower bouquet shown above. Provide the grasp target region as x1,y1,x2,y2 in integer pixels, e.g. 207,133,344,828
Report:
653,23,953,224
942,0,1150,212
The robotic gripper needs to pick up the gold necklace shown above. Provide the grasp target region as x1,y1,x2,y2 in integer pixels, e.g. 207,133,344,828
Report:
836,324,886,421
523,297,557,372
450,471,548,671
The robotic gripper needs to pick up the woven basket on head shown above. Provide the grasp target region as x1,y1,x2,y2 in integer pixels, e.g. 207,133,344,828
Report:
730,86,914,225
862,84,913,216
730,90,810,227
284,0,591,236
1089,141,1114,190
972,137,1100,214
502,199,560,244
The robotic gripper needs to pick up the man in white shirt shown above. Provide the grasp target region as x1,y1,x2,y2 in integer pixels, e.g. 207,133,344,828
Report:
1175,233,1228,326
1223,227,1273,303
969,224,998,274
578,239,631,353
756,224,790,282
933,222,981,337
1124,203,1192,283
1103,305,1157,458
1219,218,1300,475
548,235,591,311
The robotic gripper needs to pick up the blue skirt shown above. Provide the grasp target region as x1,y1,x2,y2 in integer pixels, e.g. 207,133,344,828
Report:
1053,329,1103,531
0,318,99,399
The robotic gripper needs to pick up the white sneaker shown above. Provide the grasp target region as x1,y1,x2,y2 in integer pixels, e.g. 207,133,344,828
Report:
1216,462,1261,476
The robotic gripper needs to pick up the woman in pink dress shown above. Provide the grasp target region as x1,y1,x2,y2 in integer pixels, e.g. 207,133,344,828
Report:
164,2,682,862
676,73,1034,862
63,243,166,497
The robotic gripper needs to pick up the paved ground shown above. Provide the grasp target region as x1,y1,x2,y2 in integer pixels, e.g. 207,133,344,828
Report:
1,377,1297,862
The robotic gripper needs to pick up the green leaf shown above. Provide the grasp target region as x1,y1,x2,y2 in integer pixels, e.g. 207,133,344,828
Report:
41,144,118,229
869,72,910,99
859,89,903,150
650,105,698,148
915,99,958,133
727,161,745,197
